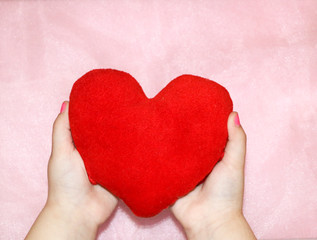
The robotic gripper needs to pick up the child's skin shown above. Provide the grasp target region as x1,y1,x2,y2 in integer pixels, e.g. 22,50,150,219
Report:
25,101,256,240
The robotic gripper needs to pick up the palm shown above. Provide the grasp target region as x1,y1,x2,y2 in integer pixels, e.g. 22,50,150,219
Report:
170,112,246,232
171,161,241,230
48,148,118,226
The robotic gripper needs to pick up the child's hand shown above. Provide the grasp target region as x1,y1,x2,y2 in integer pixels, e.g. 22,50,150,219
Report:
171,112,256,240
47,101,118,225
26,101,117,240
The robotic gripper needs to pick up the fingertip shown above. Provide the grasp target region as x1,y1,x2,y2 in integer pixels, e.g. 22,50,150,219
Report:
52,101,73,154
234,112,241,127
59,101,69,115
53,101,70,129
227,112,238,135
227,112,245,140
60,101,67,113
223,111,247,169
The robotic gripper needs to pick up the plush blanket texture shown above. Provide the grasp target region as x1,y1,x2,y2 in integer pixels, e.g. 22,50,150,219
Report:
0,1,316,239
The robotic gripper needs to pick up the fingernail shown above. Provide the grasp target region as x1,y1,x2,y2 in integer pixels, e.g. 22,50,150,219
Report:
234,113,240,126
60,102,66,113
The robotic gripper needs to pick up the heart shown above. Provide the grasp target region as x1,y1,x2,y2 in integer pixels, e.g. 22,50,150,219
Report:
69,69,232,217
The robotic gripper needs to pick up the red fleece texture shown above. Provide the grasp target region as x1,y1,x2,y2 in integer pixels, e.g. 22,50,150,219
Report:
69,69,233,217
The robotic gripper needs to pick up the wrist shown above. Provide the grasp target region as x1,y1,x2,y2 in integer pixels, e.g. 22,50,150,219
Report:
184,211,254,240
43,201,99,239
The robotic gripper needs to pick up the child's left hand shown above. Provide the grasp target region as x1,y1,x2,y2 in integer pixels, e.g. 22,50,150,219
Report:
47,101,118,226
26,101,118,240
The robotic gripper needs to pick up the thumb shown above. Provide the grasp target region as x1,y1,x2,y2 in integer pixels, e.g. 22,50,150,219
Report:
51,101,75,155
222,112,247,170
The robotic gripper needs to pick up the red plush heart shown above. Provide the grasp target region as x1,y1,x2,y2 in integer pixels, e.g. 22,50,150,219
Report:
69,69,232,217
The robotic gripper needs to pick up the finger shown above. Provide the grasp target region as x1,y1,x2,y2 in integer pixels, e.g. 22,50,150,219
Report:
51,101,75,155
222,112,247,170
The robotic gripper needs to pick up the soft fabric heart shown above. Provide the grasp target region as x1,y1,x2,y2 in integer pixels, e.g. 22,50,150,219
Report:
69,69,233,217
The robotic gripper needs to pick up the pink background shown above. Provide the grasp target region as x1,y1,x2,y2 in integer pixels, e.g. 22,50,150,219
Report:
0,1,316,239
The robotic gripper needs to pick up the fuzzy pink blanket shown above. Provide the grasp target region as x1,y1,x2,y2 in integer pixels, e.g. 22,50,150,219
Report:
0,1,316,239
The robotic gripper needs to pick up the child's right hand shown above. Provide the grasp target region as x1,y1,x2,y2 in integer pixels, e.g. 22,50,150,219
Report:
171,112,257,240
